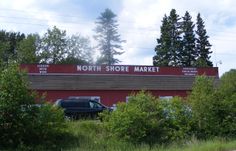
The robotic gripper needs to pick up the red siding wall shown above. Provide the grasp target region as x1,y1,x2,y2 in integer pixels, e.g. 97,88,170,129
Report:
36,90,188,106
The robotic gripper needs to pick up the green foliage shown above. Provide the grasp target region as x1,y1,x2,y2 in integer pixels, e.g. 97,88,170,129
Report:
0,63,35,147
153,15,172,66
0,40,10,65
189,76,219,137
219,69,236,98
94,8,125,65
13,120,236,151
16,34,40,64
39,26,67,64
1,27,94,65
37,27,93,64
103,91,192,145
153,9,182,67
27,104,66,145
194,57,209,67
181,11,197,67
189,73,236,138
61,34,93,64
160,97,193,141
153,10,213,67
0,30,25,64
216,69,236,137
195,13,213,67
167,9,182,66
0,63,66,148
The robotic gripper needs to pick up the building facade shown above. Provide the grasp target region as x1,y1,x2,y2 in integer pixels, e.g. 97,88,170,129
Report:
21,64,219,106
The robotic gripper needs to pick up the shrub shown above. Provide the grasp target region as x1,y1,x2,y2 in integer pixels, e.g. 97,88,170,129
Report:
160,97,193,141
188,76,219,138
189,74,236,138
103,91,192,145
0,63,36,147
0,63,66,149
217,69,236,137
22,103,66,145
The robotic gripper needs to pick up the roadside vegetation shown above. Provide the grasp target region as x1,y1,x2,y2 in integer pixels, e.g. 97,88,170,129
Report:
19,120,236,151
101,69,236,146
0,63,67,150
0,63,235,150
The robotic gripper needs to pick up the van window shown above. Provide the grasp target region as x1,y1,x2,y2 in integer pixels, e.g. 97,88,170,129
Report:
61,100,89,108
68,96,101,102
89,101,102,108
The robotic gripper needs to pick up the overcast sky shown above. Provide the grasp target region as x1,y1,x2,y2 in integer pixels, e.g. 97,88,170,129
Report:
0,0,235,76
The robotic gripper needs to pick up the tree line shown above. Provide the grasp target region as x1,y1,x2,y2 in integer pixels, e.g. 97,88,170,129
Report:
0,8,212,67
153,9,212,67
0,27,94,65
0,8,124,66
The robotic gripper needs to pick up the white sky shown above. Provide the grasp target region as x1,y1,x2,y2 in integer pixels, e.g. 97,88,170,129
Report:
0,0,235,76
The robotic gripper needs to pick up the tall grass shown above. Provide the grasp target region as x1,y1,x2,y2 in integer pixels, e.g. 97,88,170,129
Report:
157,138,236,151
16,120,236,151
61,121,236,151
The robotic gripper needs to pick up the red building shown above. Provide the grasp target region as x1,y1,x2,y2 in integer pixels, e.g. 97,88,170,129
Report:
21,64,219,106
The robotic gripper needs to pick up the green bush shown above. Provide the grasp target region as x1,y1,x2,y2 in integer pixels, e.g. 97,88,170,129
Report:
0,63,66,149
217,69,236,137
189,73,236,138
0,63,35,147
103,91,192,145
22,103,66,145
160,97,193,141
189,76,219,138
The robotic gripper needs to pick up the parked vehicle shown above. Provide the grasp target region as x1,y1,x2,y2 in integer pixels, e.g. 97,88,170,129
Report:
54,98,111,119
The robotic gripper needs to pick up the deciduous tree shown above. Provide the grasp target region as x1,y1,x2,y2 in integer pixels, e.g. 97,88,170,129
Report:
62,34,93,64
16,34,40,64
39,26,67,64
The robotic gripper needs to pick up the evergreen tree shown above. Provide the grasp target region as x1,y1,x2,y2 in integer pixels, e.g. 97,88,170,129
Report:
94,8,125,65
195,13,213,67
153,15,171,66
168,9,182,66
181,11,197,67
154,10,212,68
153,9,182,66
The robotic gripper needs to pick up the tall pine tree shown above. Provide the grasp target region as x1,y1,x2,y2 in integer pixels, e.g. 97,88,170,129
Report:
168,9,182,66
153,15,171,66
195,13,213,67
153,9,182,66
181,11,197,67
154,10,213,67
94,8,125,65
